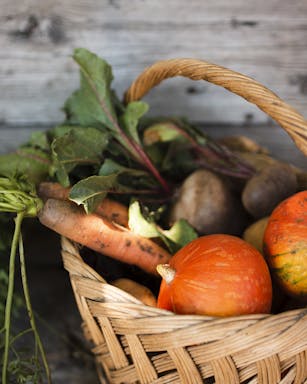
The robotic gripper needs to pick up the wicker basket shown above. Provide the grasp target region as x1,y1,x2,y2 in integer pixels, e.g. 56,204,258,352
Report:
61,59,307,384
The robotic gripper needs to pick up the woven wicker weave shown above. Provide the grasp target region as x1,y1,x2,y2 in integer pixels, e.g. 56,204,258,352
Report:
61,59,307,384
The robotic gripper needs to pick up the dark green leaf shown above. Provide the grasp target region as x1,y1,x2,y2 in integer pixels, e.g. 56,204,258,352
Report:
111,89,126,114
160,141,196,175
120,101,149,144
27,131,50,151
62,49,168,186
143,144,165,168
48,124,76,139
69,174,132,213
64,48,118,133
99,158,149,177
0,148,50,185
162,219,198,251
99,159,157,191
50,126,109,186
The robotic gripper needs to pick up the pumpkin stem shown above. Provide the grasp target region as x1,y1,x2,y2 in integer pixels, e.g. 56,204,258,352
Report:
156,264,176,284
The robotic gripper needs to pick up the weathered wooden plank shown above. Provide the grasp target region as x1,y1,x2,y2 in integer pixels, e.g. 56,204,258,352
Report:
0,0,307,125
0,125,47,154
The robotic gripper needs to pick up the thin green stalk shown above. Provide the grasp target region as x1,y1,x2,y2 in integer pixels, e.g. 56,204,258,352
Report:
2,212,24,384
19,234,52,384
9,328,32,346
9,345,19,359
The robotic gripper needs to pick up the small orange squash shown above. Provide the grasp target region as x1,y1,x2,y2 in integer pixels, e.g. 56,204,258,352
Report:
157,234,272,317
263,190,307,299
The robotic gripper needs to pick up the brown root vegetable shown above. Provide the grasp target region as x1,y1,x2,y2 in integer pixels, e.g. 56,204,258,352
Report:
170,169,248,235
291,167,307,191
236,152,306,192
218,135,268,154
38,182,71,201
38,182,129,227
235,152,279,172
111,278,157,307
38,199,171,275
243,217,269,254
242,163,297,219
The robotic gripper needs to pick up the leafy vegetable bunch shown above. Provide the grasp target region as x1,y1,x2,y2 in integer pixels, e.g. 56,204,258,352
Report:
0,48,254,214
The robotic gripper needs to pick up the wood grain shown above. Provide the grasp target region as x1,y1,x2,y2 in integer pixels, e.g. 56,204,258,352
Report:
0,0,307,126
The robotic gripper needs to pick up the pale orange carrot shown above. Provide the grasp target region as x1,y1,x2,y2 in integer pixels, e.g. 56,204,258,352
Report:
38,182,129,227
38,199,171,275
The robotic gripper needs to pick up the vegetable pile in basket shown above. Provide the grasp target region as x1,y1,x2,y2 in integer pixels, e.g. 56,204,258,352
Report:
0,48,307,383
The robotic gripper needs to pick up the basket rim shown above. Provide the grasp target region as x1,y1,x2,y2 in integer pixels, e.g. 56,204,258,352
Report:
125,57,307,156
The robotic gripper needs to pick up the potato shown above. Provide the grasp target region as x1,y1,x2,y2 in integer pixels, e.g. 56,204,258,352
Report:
234,152,279,172
242,163,297,219
170,169,249,235
291,167,307,191
237,151,306,191
243,217,269,254
218,135,268,154
111,278,157,307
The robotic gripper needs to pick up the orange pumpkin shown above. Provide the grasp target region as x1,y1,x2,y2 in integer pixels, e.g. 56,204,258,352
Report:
157,234,272,317
263,190,307,299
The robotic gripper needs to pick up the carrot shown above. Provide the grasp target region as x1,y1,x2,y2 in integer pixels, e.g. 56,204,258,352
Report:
38,182,129,227
38,182,70,200
38,199,171,275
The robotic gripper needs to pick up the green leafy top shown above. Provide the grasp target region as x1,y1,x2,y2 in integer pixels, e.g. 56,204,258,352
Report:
64,48,117,131
50,126,109,187
0,48,253,219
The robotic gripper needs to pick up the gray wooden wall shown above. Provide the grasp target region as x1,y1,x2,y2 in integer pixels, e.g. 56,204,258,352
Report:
1,0,307,166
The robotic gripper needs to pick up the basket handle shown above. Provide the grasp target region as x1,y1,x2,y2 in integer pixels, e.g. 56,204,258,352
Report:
125,58,307,156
